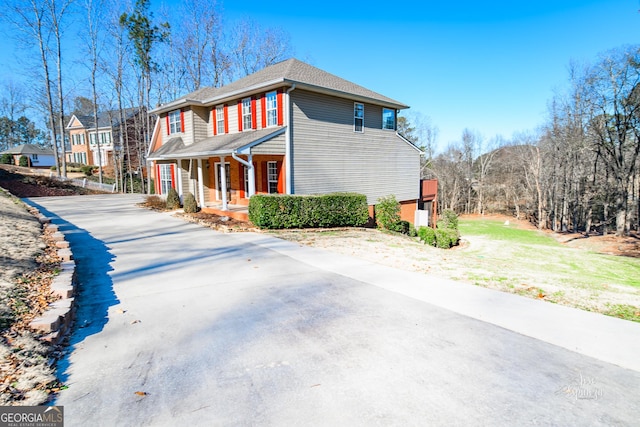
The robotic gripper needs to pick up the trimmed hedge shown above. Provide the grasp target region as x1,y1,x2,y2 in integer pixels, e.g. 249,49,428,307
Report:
435,228,459,249
249,193,369,229
417,226,436,246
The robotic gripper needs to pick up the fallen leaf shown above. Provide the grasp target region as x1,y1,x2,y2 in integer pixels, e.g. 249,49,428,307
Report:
134,391,147,396
131,320,141,324
116,308,126,314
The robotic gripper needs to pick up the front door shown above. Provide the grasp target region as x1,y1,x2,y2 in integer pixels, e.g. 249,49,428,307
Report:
215,163,231,201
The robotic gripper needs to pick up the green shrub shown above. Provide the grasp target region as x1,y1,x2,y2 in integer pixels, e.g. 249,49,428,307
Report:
0,153,13,165
438,209,459,230
418,226,436,246
80,165,94,176
166,188,181,210
376,195,401,229
249,193,369,229
183,192,199,213
18,155,29,167
435,228,459,249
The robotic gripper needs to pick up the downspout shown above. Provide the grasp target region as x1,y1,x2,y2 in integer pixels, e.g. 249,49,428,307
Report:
232,152,255,197
285,84,296,194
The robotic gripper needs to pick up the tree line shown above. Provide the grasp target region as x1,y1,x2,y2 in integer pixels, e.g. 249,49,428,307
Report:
0,0,292,191
420,45,640,237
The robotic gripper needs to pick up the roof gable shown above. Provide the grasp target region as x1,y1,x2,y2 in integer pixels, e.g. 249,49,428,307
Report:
156,59,408,112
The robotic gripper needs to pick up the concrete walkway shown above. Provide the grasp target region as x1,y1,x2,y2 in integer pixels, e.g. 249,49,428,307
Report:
25,195,640,426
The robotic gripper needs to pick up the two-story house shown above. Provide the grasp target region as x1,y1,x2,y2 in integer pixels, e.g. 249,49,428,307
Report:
148,59,422,222
66,108,147,176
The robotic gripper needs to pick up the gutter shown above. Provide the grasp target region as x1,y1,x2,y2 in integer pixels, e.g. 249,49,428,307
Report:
285,84,296,194
231,152,255,197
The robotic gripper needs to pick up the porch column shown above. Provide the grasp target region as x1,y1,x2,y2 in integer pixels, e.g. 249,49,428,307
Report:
220,156,228,210
197,158,205,207
247,154,255,197
175,159,183,201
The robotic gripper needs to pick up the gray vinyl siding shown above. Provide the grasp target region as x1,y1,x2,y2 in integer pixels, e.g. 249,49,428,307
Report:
251,133,286,155
192,106,210,141
229,102,239,134
290,90,419,204
161,109,194,145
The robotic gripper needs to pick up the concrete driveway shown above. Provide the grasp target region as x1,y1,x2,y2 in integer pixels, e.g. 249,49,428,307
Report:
27,195,640,426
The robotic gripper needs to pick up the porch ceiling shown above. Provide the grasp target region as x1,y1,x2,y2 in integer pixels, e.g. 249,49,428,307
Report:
148,127,285,160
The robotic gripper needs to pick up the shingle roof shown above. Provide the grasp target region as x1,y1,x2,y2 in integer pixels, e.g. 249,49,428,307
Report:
68,108,141,129
1,144,54,155
148,127,286,160
157,59,408,111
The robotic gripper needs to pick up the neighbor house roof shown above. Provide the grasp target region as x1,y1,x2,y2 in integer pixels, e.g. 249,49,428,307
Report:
67,107,141,130
1,144,54,156
148,127,286,160
153,59,409,113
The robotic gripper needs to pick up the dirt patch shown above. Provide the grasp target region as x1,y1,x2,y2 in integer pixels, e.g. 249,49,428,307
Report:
0,166,99,198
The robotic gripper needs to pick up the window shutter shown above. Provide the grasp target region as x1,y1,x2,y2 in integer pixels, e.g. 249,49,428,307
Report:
276,160,284,194
166,115,170,135
212,109,217,135
238,164,245,199
180,110,185,133
261,95,267,128
223,105,229,134
277,90,284,126
261,162,268,193
251,96,257,129
156,164,161,194
171,164,176,189
237,102,243,131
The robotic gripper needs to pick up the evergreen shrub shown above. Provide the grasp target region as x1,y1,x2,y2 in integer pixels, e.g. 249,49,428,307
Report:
183,192,199,213
166,188,181,210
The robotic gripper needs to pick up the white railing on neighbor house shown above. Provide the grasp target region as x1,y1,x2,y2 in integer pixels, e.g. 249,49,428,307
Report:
53,174,117,193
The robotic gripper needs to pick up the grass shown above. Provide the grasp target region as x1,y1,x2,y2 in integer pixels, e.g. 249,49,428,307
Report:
459,220,560,246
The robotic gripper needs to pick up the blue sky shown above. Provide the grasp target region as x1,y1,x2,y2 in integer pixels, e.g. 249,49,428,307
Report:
217,0,640,151
1,0,638,152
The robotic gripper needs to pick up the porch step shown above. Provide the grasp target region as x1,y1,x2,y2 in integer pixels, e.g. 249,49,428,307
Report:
201,207,249,222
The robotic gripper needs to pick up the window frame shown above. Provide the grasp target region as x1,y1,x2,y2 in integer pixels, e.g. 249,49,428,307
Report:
267,161,278,194
216,105,225,134
242,98,252,131
382,108,396,131
354,102,364,133
159,164,173,195
243,165,249,198
266,91,278,127
168,110,182,134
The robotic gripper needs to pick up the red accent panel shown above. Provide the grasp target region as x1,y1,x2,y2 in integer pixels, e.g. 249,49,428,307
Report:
237,102,243,131
277,90,284,126
261,95,266,128
171,164,176,190
212,109,217,135
276,160,284,194
261,162,268,193
155,164,160,194
223,105,229,134
238,164,245,199
251,96,257,129
180,110,185,133
165,115,170,135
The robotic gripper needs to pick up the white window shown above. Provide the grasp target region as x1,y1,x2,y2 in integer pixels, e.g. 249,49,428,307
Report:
267,161,278,194
159,164,173,195
31,154,39,163
169,110,181,134
216,105,225,134
242,98,252,130
89,133,97,145
266,91,277,127
382,108,395,130
354,103,364,133
100,132,111,145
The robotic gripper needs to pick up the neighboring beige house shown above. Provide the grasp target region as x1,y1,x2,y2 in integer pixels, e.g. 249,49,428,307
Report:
66,108,148,176
148,58,422,222
1,144,56,168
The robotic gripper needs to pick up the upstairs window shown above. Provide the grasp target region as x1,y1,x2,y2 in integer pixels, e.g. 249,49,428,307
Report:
354,103,364,133
382,108,396,130
216,105,225,134
242,98,252,131
168,110,182,134
266,91,277,127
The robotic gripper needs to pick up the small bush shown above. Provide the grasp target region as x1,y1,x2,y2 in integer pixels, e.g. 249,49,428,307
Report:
166,188,181,210
80,165,94,176
418,226,436,246
387,220,412,235
376,195,401,229
435,228,459,249
143,195,166,210
18,155,29,167
438,209,459,230
183,192,199,213
249,193,369,229
0,153,13,165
